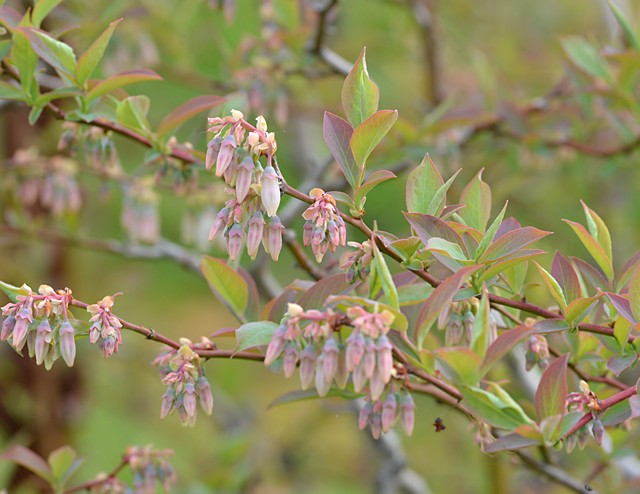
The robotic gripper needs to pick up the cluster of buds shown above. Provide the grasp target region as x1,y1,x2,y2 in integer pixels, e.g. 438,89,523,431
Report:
87,295,123,357
340,240,373,283
565,380,604,449
442,299,497,347
153,340,214,426
358,389,415,439
1,284,76,368
302,188,346,262
125,445,176,493
524,333,550,371
61,125,123,179
206,111,285,261
6,149,82,218
264,303,403,429
89,476,126,494
121,179,160,244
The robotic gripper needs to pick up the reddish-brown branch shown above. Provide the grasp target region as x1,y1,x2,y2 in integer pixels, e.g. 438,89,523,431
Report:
63,456,128,494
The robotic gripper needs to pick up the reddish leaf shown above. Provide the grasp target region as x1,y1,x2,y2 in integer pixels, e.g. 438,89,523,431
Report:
323,111,359,189
414,265,480,345
628,265,640,322
404,212,467,254
494,217,521,240
535,353,569,421
480,325,532,376
297,273,352,310
571,256,609,293
341,47,379,127
484,433,540,453
350,109,398,169
479,227,551,262
532,319,570,333
551,251,582,302
607,354,637,377
87,69,163,102
477,249,544,284
157,95,226,138
262,286,298,322
0,445,53,482
354,169,396,206
618,250,640,291
607,292,637,325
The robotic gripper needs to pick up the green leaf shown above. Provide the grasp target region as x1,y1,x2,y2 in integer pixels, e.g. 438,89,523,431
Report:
434,347,481,386
425,237,470,264
31,0,63,28
414,265,480,345
563,219,614,280
323,111,359,190
608,1,640,50
0,281,31,302
11,26,38,98
534,262,567,310
76,18,122,86
235,321,278,353
475,202,508,261
561,36,614,85
35,86,81,106
371,240,399,310
460,384,534,430
404,212,467,254
471,287,491,358
484,433,541,453
353,169,396,207
405,154,444,215
18,27,77,79
426,169,461,218
28,104,44,125
0,445,53,482
479,227,551,263
350,109,397,172
86,69,162,102
581,201,612,267
614,315,632,350
459,168,491,233
200,256,248,323
48,445,79,484
535,354,568,422
341,47,379,127
116,95,151,134
476,250,544,285
564,295,600,327
157,95,226,139
0,80,26,101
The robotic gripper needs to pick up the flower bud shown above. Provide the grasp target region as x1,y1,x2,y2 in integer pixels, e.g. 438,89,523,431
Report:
322,338,339,383
327,220,339,246
335,349,349,389
370,412,382,439
299,345,316,390
265,216,284,261
196,376,214,415
592,418,604,446
264,326,286,365
235,157,255,202
303,221,313,247
363,339,376,379
336,216,347,245
35,318,52,365
12,307,32,352
58,321,76,367
205,136,221,170
260,165,280,217
183,382,197,418
400,393,415,436
382,394,397,432
314,357,331,397
346,331,365,372
256,115,267,133
283,344,298,378
246,212,265,259
216,135,237,177
369,371,386,401
1,315,15,341
352,361,368,392
376,335,393,384
358,402,373,430
161,390,174,419
209,207,229,241
226,223,245,260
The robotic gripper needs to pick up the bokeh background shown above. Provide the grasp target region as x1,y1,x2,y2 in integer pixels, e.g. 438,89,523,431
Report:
0,0,638,492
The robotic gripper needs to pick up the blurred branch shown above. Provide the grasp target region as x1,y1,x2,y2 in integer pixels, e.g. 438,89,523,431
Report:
63,457,129,494
308,0,351,75
412,0,443,105
515,450,597,494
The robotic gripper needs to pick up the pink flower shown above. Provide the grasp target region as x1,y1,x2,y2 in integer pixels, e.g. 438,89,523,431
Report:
58,321,76,367
209,207,230,241
226,223,245,260
35,318,52,365
235,157,255,202
246,212,265,259
264,216,284,261
260,165,280,217
12,305,33,352
205,136,221,170
216,135,237,177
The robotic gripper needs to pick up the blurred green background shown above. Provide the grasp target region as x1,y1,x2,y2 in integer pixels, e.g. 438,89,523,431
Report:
1,0,639,492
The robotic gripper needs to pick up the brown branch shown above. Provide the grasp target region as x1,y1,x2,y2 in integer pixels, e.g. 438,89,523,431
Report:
515,450,597,494
63,457,129,494
412,0,443,105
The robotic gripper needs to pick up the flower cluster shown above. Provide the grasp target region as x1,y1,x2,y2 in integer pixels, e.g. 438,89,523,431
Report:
524,333,550,371
358,388,415,439
87,295,123,357
121,179,160,244
340,240,374,283
264,303,411,437
1,284,76,368
565,380,604,449
206,111,285,261
125,445,176,493
442,299,498,347
302,188,347,262
153,340,214,426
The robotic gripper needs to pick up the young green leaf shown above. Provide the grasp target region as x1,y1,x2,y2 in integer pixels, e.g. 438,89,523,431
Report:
581,200,612,266
11,26,38,98
323,111,359,190
563,219,614,280
350,109,397,171
476,249,544,285
371,240,399,309
200,256,248,323
564,295,600,327
479,227,551,263
18,27,77,79
48,445,81,485
475,202,508,261
235,321,279,353
470,287,491,358
0,80,27,101
484,433,541,453
628,265,640,322
458,169,491,233
460,385,534,430
76,18,122,86
341,47,379,127
534,262,567,310
31,0,63,28
404,212,467,254
86,69,162,102
405,154,444,214
608,1,640,51
354,169,396,208
434,347,481,386
561,36,614,85
116,95,151,135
